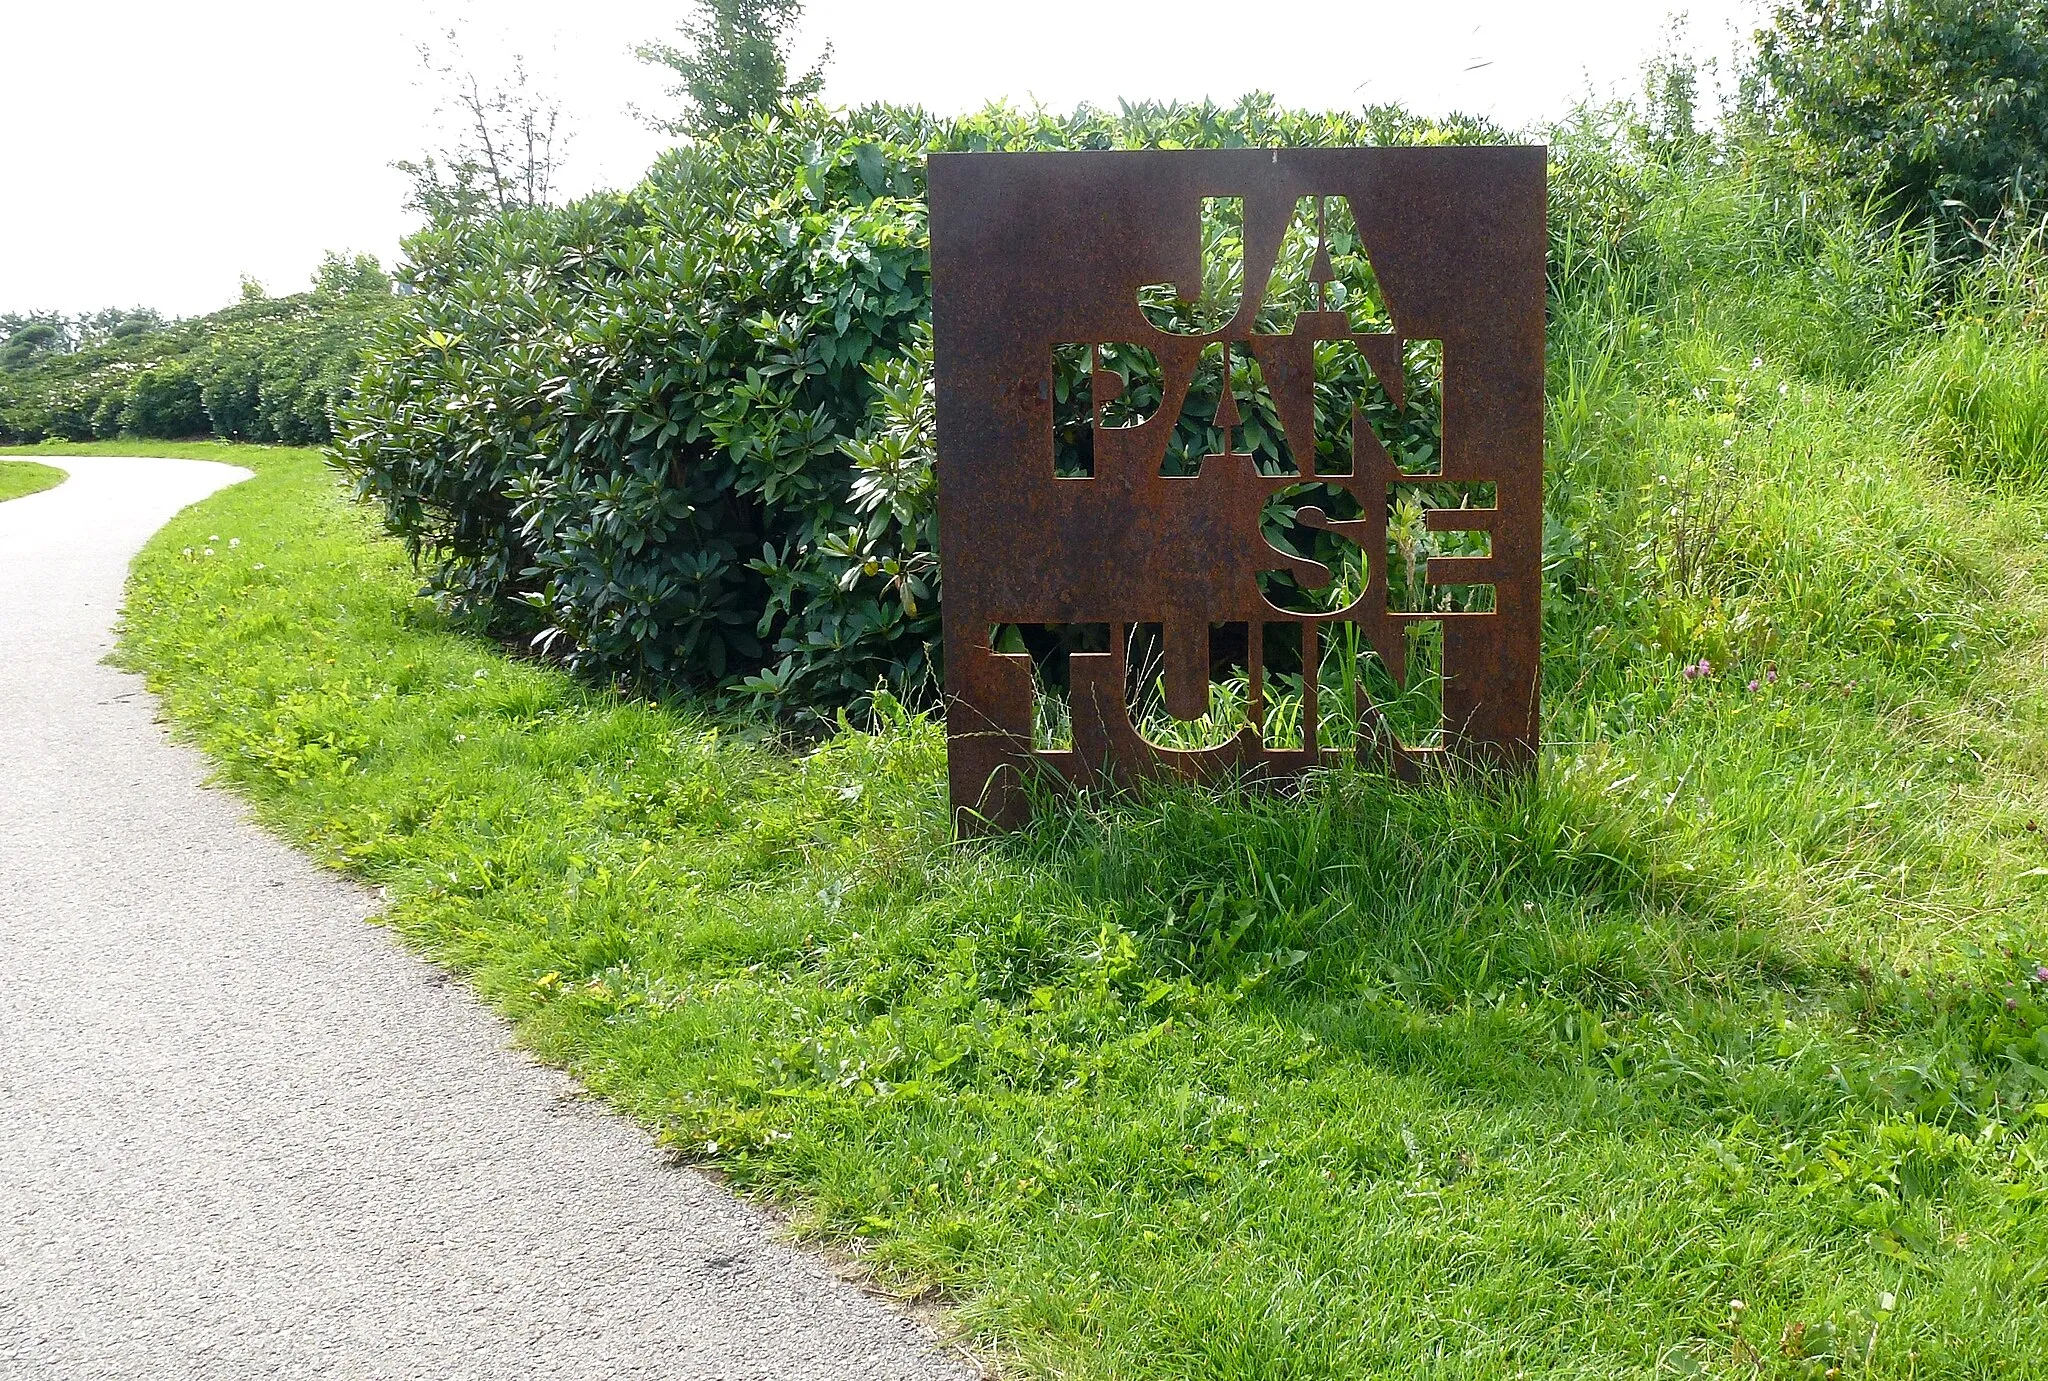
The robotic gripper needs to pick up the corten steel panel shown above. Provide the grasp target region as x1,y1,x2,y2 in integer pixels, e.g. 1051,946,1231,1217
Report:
930,146,1545,832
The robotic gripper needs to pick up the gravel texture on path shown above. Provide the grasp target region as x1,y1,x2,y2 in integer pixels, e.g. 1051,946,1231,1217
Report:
0,458,978,1381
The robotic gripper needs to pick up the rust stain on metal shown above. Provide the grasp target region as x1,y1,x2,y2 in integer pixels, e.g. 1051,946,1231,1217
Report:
929,147,1546,832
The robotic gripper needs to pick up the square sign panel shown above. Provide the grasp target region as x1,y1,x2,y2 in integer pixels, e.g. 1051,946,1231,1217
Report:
930,147,1545,832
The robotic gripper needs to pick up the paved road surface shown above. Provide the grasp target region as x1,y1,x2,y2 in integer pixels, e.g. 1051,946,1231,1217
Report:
0,457,976,1380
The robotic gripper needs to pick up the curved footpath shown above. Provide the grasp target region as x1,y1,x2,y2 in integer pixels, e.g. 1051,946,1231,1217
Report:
0,458,976,1380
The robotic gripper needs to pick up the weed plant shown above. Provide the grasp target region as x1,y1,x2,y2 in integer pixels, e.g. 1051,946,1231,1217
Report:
111,127,2048,1377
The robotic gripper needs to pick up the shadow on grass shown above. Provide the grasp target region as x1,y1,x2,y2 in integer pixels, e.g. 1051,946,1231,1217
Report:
1004,761,1803,997
964,762,1851,1129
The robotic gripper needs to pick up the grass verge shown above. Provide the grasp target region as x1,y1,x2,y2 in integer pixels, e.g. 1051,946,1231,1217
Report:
0,438,305,464
109,424,2048,1378
0,459,66,502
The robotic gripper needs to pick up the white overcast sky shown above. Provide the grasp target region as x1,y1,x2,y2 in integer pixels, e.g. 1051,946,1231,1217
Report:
3,0,1763,319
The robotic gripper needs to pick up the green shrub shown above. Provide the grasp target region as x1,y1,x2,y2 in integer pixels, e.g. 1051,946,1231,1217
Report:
91,386,128,438
1755,0,2048,234
42,378,104,442
334,98,1503,714
337,127,935,705
196,347,262,442
121,358,209,437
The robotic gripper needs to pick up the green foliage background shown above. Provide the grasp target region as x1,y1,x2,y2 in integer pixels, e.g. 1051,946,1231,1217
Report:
0,254,397,447
332,100,1502,713
1755,0,2048,239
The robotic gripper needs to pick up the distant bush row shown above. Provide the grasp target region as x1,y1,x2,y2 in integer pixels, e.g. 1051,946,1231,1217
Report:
0,254,397,447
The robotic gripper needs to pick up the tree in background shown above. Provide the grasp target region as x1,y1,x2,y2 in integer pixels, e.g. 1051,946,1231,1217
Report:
0,310,165,372
635,0,829,136
1635,17,1712,164
1756,0,2048,238
396,29,568,224
0,317,69,372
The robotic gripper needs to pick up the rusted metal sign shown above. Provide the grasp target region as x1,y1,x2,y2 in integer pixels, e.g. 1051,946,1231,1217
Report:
929,146,1545,832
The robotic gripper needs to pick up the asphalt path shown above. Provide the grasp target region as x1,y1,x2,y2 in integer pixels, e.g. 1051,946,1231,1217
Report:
0,457,976,1380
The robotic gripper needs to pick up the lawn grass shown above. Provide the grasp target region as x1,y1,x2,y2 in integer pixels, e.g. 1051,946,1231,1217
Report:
105,182,2048,1377
113,424,2048,1379
0,438,301,464
0,459,67,502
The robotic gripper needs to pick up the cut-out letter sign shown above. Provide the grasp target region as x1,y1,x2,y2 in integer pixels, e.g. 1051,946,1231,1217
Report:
930,147,1545,832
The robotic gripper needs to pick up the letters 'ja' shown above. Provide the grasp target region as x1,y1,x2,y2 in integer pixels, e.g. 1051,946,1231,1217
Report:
929,147,1546,832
